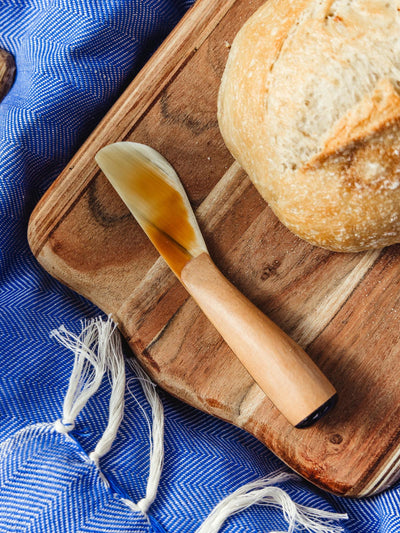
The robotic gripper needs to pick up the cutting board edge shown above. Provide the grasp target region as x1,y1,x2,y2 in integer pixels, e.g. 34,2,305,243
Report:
27,0,238,258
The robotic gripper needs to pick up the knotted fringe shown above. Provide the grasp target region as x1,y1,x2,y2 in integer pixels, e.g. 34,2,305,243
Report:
51,316,125,466
122,358,164,515
51,317,347,533
195,472,348,533
88,321,125,466
50,316,164,521
51,318,109,434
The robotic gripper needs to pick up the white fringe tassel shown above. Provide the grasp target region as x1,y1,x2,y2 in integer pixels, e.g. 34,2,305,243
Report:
52,316,126,467
196,471,348,533
88,320,125,466
51,316,164,518
51,318,109,434
122,357,164,515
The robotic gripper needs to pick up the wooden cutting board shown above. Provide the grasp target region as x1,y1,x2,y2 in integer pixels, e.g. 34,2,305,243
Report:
27,0,400,498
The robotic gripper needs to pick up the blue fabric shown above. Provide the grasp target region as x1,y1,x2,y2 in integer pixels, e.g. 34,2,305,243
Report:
0,1,399,531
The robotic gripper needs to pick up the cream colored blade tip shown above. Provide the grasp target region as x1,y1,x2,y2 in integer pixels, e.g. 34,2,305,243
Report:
95,141,208,257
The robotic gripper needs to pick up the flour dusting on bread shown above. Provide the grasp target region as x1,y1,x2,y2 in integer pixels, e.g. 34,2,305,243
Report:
218,0,400,251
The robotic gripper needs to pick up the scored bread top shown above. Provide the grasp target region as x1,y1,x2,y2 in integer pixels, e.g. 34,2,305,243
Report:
218,0,400,252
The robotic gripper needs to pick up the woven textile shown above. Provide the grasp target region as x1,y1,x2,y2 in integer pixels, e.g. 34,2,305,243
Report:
0,1,399,531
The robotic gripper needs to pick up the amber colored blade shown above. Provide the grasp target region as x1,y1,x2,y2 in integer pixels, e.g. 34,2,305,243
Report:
95,142,208,277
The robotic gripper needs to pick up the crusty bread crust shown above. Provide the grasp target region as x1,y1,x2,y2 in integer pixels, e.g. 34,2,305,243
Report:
218,0,400,252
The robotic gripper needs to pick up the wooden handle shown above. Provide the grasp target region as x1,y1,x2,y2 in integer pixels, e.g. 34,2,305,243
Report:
181,253,337,427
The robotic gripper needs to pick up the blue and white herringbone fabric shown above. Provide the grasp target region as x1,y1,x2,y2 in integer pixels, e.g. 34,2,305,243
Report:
0,1,399,532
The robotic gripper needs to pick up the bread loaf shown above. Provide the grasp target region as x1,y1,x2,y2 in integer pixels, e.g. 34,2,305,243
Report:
218,0,400,252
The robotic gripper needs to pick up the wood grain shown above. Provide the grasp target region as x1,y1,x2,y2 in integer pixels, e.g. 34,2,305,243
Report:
0,48,15,102
27,0,400,497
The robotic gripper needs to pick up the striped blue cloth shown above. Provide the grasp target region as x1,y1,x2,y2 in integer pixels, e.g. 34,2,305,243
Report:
0,1,399,531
